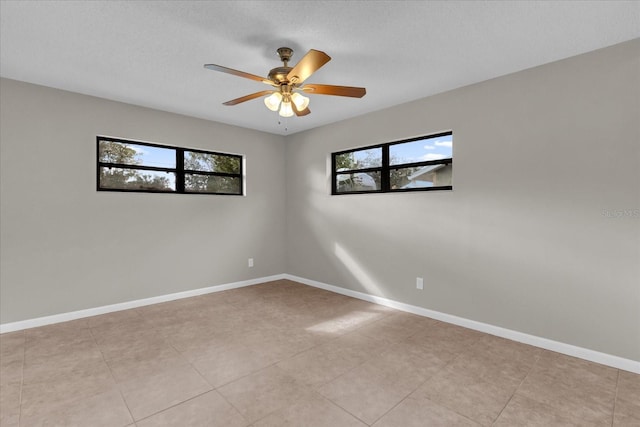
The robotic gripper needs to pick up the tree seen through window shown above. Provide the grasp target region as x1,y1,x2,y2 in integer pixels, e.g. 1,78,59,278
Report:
97,137,243,195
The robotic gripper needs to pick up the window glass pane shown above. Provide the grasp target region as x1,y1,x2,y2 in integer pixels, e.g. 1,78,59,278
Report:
185,174,241,194
336,171,381,192
390,164,452,189
390,134,453,165
98,140,176,168
335,147,382,170
184,151,240,174
99,167,176,191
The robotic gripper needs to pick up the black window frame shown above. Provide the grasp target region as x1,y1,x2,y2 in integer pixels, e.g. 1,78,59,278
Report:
96,136,244,195
331,131,453,195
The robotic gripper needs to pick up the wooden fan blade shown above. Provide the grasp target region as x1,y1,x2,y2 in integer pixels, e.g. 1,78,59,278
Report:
223,90,274,106
292,103,311,117
301,84,366,98
204,64,273,85
286,49,331,85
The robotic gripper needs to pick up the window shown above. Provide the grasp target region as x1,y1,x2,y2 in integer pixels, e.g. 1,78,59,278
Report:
97,137,243,195
332,132,452,194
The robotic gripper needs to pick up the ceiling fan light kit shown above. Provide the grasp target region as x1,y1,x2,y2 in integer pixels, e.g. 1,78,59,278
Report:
279,100,294,118
264,84,309,117
264,92,282,111
204,47,366,118
291,92,310,111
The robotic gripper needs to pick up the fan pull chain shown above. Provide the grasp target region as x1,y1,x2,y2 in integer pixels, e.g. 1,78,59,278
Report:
278,117,289,132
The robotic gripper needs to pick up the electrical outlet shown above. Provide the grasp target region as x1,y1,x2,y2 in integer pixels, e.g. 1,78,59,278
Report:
416,277,424,290
248,258,254,268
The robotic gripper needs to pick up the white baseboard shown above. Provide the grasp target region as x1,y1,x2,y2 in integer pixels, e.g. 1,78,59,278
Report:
2,272,638,374
0,274,286,334
284,274,640,374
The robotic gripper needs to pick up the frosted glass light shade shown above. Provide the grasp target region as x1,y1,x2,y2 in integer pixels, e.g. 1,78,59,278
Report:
291,92,310,111
264,92,282,111
279,101,294,117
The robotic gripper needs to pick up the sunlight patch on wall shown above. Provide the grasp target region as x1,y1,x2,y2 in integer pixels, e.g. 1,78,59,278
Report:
334,242,385,297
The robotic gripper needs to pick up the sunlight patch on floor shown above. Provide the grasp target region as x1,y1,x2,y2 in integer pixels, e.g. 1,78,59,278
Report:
305,310,382,334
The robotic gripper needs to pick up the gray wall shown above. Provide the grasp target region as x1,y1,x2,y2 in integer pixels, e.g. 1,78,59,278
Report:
1,40,638,362
285,39,640,361
0,78,287,323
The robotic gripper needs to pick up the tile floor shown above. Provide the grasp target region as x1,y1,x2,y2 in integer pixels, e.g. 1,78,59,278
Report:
0,279,638,426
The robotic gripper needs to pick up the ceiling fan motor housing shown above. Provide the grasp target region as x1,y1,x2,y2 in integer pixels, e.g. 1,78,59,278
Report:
268,66,293,84
268,47,296,84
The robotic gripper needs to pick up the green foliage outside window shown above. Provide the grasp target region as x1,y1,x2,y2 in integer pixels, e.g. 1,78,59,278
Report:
99,141,171,191
97,137,243,195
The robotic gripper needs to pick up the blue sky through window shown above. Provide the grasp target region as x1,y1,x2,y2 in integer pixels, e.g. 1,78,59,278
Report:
129,144,176,168
129,135,451,174
390,134,452,165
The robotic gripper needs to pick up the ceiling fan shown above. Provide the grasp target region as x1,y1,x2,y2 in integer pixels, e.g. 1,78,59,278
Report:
204,47,366,117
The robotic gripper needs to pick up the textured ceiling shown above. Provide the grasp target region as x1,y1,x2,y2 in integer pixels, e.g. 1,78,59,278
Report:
1,1,639,135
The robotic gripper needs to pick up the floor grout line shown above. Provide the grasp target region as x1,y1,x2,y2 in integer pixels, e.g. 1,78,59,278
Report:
88,325,137,425
17,330,26,427
214,387,252,426
317,393,374,426
490,356,537,426
611,369,620,427
406,351,482,424
130,388,226,425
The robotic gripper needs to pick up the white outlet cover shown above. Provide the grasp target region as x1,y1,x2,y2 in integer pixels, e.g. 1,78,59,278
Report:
416,277,424,290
